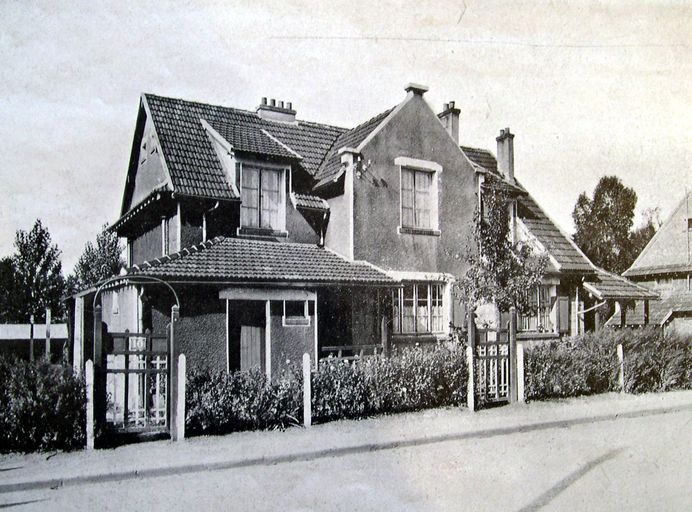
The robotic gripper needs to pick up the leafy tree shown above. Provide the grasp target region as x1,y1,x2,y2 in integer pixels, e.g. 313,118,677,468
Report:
8,219,66,322
457,181,548,316
627,208,660,265
0,257,21,323
572,176,657,274
68,223,124,293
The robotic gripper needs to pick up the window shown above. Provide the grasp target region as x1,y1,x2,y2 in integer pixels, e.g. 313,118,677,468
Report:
283,300,310,326
520,285,554,332
401,168,433,230
241,166,285,231
392,283,446,334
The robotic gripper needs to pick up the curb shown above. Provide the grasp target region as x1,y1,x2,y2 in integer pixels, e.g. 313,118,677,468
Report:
2,402,691,494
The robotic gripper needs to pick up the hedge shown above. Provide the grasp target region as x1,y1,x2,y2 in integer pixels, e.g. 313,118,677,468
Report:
185,341,467,436
0,356,86,453
525,327,692,401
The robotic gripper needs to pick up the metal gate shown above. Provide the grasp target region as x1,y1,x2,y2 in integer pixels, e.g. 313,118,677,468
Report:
475,327,510,403
105,329,169,432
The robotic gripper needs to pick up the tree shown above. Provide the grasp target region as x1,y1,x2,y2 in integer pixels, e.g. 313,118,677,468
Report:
8,219,66,322
572,176,657,274
68,223,124,293
0,257,21,323
457,181,549,317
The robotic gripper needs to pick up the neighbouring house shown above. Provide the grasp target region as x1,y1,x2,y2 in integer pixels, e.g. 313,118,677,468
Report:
611,191,692,335
0,323,68,361
67,83,650,430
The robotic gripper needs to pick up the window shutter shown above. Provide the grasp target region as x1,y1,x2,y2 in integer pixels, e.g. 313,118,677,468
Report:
401,169,415,227
557,296,570,333
241,167,260,228
414,171,432,228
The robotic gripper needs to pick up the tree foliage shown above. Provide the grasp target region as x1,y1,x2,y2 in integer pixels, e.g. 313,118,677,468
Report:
68,223,124,293
572,176,656,274
3,220,66,322
457,182,548,314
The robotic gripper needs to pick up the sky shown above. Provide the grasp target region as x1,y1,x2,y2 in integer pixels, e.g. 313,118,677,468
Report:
0,0,690,273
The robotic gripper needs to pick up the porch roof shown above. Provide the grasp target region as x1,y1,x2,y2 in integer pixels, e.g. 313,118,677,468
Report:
583,267,659,301
126,236,395,285
604,291,692,327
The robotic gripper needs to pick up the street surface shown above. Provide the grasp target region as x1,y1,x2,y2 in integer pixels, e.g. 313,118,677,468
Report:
1,404,690,511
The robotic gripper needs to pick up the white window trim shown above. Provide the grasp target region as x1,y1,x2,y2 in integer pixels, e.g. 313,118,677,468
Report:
282,299,311,327
392,282,446,335
237,160,289,235
396,159,441,235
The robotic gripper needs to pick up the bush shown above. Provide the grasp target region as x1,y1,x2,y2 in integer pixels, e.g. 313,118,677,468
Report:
185,366,302,436
185,341,468,436
524,332,620,400
525,327,692,400
621,327,692,393
0,356,85,453
312,341,467,422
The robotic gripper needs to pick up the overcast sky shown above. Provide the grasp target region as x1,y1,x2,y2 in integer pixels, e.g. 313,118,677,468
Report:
1,0,690,273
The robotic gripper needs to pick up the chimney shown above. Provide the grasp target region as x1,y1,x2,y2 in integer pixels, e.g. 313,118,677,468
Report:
496,127,515,182
256,97,297,123
405,82,429,96
438,100,460,144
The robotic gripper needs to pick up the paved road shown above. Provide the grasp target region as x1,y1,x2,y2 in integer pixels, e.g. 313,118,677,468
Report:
2,408,690,511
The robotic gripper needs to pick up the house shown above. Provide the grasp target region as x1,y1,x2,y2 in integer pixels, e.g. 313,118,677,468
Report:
614,191,692,335
0,322,68,361
68,83,651,429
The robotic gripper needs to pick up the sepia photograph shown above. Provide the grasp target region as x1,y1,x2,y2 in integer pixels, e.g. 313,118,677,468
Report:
0,1,690,510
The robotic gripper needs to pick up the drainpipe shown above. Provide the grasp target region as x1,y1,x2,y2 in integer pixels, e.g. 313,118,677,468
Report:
202,201,220,242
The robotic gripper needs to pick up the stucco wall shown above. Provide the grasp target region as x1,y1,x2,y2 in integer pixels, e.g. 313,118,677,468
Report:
131,222,162,264
100,286,140,333
150,287,226,373
351,94,477,276
269,300,315,377
325,192,352,258
129,116,167,209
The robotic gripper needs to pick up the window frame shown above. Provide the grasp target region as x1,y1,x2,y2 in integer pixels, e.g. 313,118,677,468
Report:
520,284,555,332
282,300,310,327
391,282,446,335
395,157,441,236
238,161,289,235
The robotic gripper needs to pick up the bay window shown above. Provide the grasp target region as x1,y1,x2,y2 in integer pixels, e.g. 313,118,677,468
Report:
392,283,446,334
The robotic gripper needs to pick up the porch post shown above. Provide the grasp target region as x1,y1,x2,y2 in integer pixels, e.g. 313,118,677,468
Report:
169,305,180,440
643,300,650,325
85,359,95,450
92,305,104,437
618,301,626,328
508,306,518,403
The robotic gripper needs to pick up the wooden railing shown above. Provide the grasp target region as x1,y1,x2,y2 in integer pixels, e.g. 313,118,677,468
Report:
320,344,383,361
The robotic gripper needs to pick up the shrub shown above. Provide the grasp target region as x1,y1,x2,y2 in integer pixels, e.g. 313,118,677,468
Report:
524,327,692,400
620,327,691,393
312,341,467,422
0,356,85,453
185,366,302,436
185,340,467,436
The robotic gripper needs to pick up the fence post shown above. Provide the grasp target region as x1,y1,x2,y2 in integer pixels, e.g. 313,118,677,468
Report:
172,354,186,441
85,359,95,450
617,343,625,393
169,305,180,440
29,314,35,362
466,310,476,412
45,308,51,361
303,353,312,427
517,341,525,403
509,306,518,403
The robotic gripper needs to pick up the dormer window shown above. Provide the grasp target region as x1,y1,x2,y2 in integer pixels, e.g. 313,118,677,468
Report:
240,164,287,234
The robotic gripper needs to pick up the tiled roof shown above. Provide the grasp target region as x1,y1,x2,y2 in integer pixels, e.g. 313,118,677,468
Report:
584,268,659,301
460,146,499,174
313,108,395,190
605,291,692,327
517,187,594,273
127,236,394,285
292,193,329,211
624,263,692,277
144,94,345,200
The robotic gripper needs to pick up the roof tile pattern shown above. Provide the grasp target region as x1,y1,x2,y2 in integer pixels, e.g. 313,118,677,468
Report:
313,107,395,189
517,189,593,273
144,94,345,200
585,268,659,301
128,236,393,284
293,193,330,211
460,146,499,173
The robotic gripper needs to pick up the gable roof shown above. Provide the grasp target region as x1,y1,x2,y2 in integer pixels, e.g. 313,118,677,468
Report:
460,146,499,174
142,94,346,202
126,236,394,285
312,107,395,190
624,191,692,278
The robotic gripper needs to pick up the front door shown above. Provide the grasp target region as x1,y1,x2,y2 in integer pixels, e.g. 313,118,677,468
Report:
240,326,264,371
